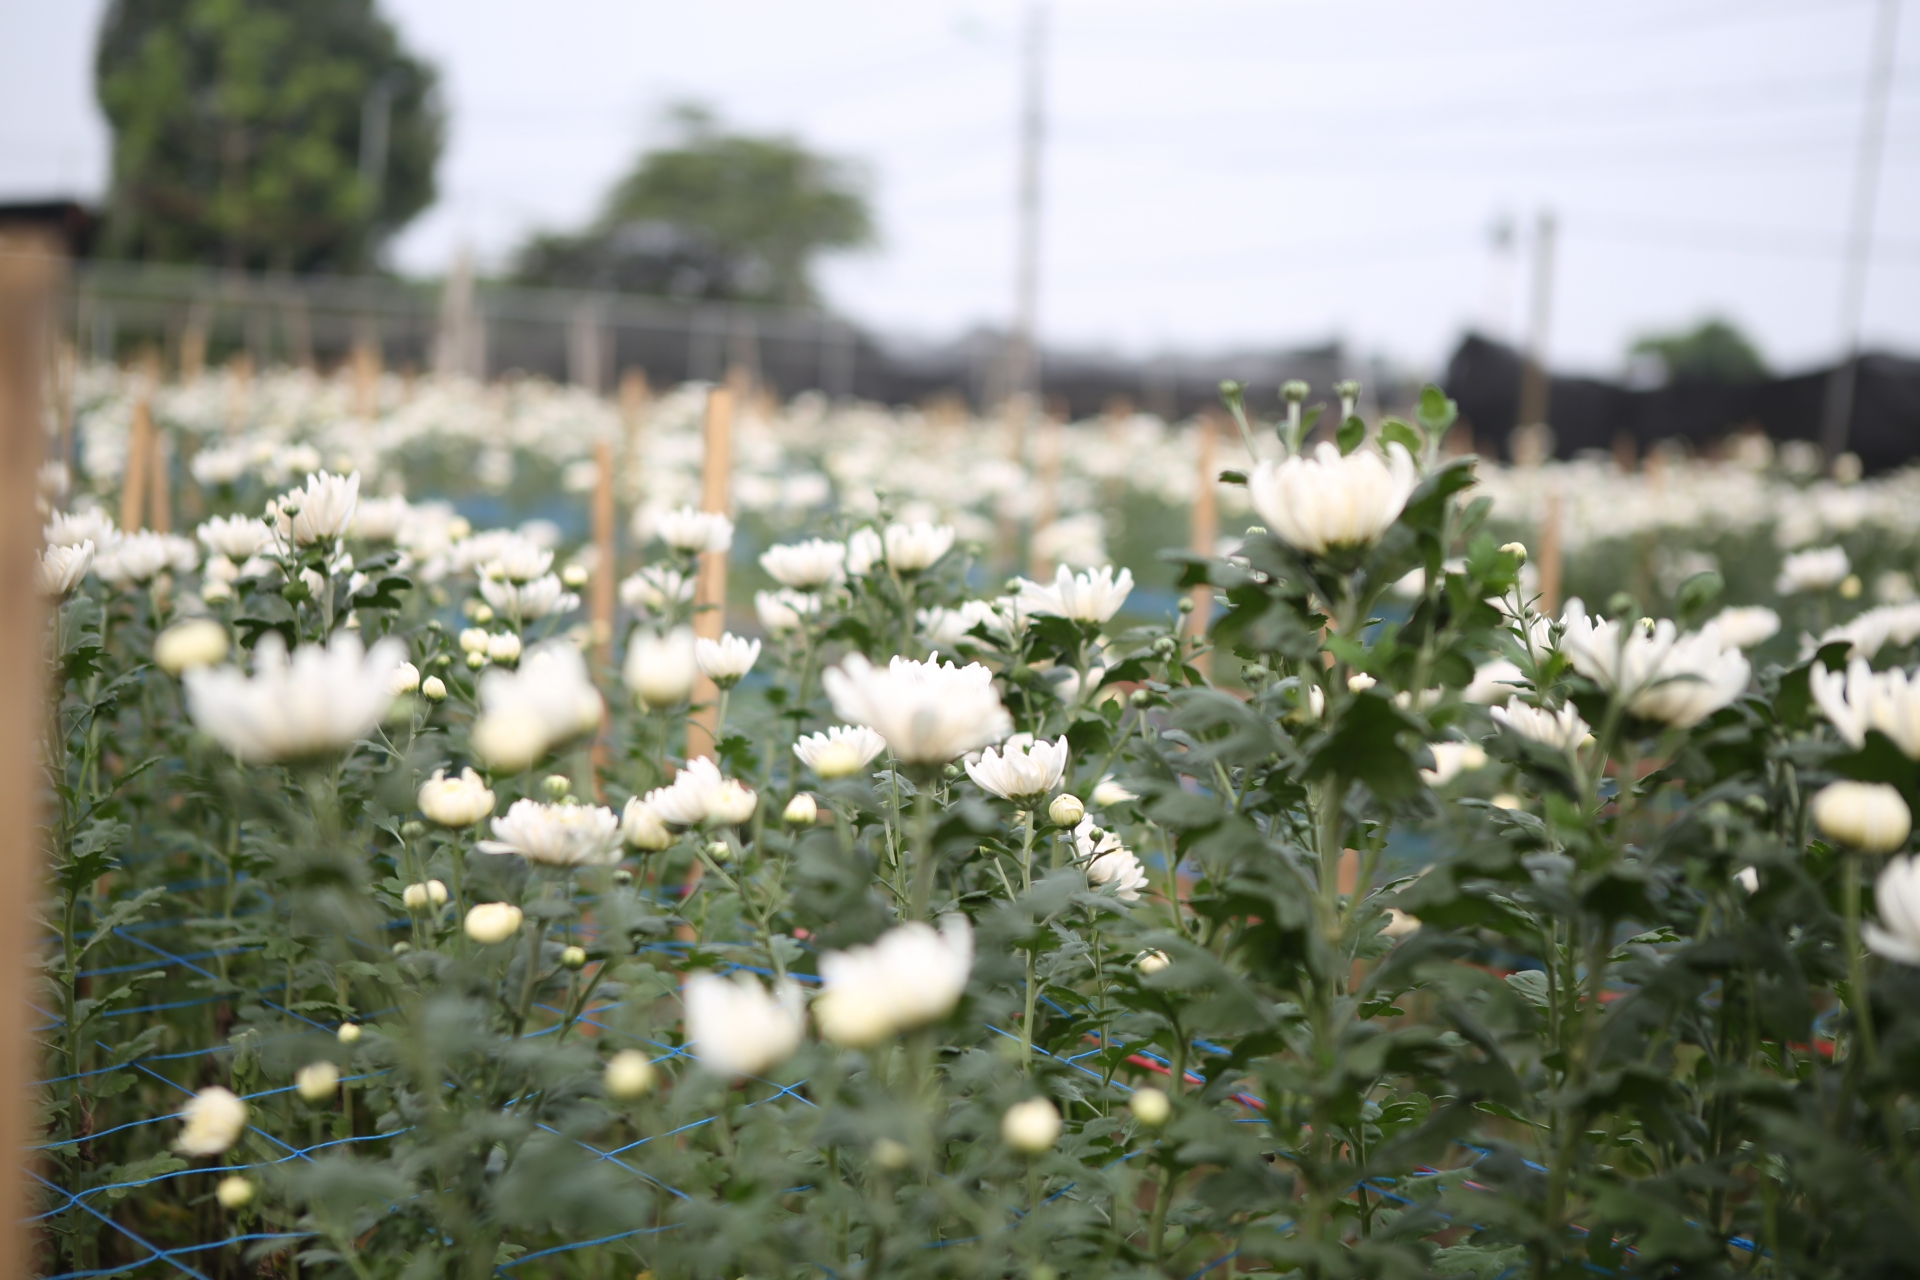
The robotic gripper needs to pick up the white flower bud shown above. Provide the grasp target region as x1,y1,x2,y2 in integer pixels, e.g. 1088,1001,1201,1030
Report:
459,627,490,655
215,1175,254,1209
486,632,522,665
1001,1097,1062,1154
1381,908,1422,938
1499,541,1528,563
1048,794,1085,827
1137,950,1170,975
1811,780,1911,853
464,901,525,944
421,675,448,702
336,1022,362,1044
1129,1086,1171,1126
295,1061,339,1102
783,793,819,826
603,1049,657,1098
154,619,230,675
621,797,672,851
561,563,590,588
560,944,588,970
418,768,496,828
175,1086,248,1155
871,1137,912,1170
388,661,421,695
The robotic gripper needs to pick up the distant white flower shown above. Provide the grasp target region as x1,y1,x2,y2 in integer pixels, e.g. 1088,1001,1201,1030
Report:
480,541,554,584
1711,606,1780,649
844,526,884,576
450,530,546,579
1074,818,1148,900
269,471,360,546
620,565,696,613
656,506,733,555
783,793,819,825
1560,602,1749,728
621,797,672,850
1866,856,1920,965
1776,546,1850,595
464,901,524,944
1001,1098,1061,1153
417,767,497,827
683,972,804,1077
480,573,579,620
823,653,1012,764
470,642,605,771
350,495,411,542
477,799,623,867
154,619,229,675
814,916,973,1047
295,1061,339,1102
215,1175,254,1209
760,538,847,589
1091,777,1138,808
1129,1087,1171,1126
176,1086,248,1155
917,600,1000,649
1347,672,1377,693
755,588,821,636
1137,950,1170,975
45,508,115,549
1247,442,1418,555
883,521,956,572
1813,602,1920,661
645,757,758,827
402,880,448,910
603,1049,657,1098
1381,908,1422,938
1811,658,1920,758
1015,564,1134,623
1491,700,1590,754
965,733,1069,803
38,541,94,598
185,632,404,762
793,724,889,778
1810,780,1910,853
96,531,197,584
1464,659,1527,704
389,662,420,695
196,515,274,561
460,627,490,655
695,633,761,687
624,627,698,709
191,444,249,487
1421,741,1488,786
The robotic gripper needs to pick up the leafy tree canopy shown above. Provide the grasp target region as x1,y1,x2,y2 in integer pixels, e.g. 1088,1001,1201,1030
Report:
513,105,874,306
1629,316,1769,384
95,0,443,273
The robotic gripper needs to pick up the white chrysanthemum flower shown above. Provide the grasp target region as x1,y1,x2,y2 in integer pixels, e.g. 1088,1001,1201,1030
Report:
464,901,524,944
965,733,1069,803
389,662,420,695
814,916,973,1047
620,565,697,613
154,619,229,675
883,521,956,572
295,1061,339,1101
760,538,847,589
1092,776,1138,807
184,633,404,763
823,653,1012,764
96,531,197,584
350,494,411,542
695,633,761,687
1464,659,1528,704
196,515,275,561
1014,564,1134,623
621,797,672,850
1247,442,1418,555
1811,658,1920,758
176,1086,248,1156
479,572,580,620
449,530,545,579
1710,605,1780,649
793,724,890,779
1421,741,1488,786
45,508,115,549
1560,602,1749,728
481,542,554,584
38,541,94,598
1812,602,1920,661
1074,817,1148,900
269,471,360,546
623,626,698,708
1775,546,1850,595
470,642,605,771
1491,700,1590,754
917,600,1000,650
1810,780,1911,853
1866,856,1920,965
418,767,497,827
644,757,758,827
683,972,804,1077
656,506,734,555
1001,1097,1062,1153
756,588,821,636
845,526,884,576
191,444,249,487
477,799,623,867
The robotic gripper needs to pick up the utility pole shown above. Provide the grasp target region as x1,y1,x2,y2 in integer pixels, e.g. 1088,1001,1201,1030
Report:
1819,0,1901,460
1514,210,1557,443
1004,1,1047,414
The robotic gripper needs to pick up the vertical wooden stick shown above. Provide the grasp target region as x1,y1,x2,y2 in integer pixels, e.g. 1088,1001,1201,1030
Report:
120,394,153,532
147,427,171,534
1187,411,1219,672
686,386,734,760
1537,492,1563,616
0,224,60,1278
591,438,617,668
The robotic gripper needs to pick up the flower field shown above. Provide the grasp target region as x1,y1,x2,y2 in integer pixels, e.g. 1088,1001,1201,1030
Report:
31,364,1920,1277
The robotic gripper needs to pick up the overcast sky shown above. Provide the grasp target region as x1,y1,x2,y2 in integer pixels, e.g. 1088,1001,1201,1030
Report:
4,0,1917,376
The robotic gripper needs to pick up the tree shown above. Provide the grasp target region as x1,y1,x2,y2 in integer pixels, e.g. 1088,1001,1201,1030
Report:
513,106,874,306
95,0,443,273
1629,317,1769,384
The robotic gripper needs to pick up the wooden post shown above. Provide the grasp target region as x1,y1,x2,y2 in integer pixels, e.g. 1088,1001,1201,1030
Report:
1537,492,1563,616
591,438,617,667
147,426,171,534
1187,410,1219,671
686,386,734,760
618,367,649,481
0,221,61,1277
120,394,153,532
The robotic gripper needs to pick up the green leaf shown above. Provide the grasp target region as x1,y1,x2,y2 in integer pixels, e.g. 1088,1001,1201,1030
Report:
1415,383,1458,434
1335,414,1365,455
1378,417,1422,456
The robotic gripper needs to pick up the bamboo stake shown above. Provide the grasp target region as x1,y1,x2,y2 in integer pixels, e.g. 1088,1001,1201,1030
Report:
1186,410,1219,674
147,427,171,534
686,386,734,761
591,438,617,668
1537,492,1563,616
120,394,153,532
0,223,61,1276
